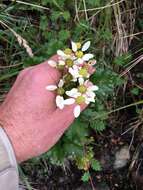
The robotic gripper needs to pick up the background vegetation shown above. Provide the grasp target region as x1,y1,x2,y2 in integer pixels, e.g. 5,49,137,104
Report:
0,0,143,189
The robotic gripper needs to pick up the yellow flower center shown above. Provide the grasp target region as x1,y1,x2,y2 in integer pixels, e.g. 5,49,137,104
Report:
75,51,83,58
64,48,72,55
76,96,85,104
78,85,87,93
76,42,81,49
65,59,74,67
57,88,65,95
79,68,88,78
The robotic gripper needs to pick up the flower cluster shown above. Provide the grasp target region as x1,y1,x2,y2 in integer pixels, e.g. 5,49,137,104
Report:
46,41,98,118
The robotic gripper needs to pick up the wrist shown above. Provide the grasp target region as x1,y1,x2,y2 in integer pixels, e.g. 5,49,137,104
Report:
0,106,24,162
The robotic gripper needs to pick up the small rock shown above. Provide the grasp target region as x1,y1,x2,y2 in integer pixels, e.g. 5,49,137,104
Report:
114,145,130,169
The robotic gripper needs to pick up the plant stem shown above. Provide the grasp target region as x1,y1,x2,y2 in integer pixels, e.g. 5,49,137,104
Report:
11,0,49,10
93,100,143,120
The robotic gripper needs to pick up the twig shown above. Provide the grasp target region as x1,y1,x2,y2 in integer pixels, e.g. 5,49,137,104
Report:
92,100,143,120
82,0,88,21
120,31,143,38
79,0,125,12
120,55,143,77
0,63,23,69
11,0,49,10
89,174,96,190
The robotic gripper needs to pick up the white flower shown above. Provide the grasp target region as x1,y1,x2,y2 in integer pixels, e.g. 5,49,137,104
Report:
46,39,97,118
68,65,81,81
56,95,75,110
47,59,65,68
71,41,94,64
71,41,91,52
66,78,99,118
46,79,64,91
57,50,75,60
66,88,81,98
69,65,90,81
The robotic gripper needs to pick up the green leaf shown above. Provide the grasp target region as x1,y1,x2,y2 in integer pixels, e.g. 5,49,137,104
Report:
51,11,61,21
81,171,90,182
58,30,70,41
66,118,89,141
91,159,101,171
91,120,106,132
131,87,139,95
62,11,70,21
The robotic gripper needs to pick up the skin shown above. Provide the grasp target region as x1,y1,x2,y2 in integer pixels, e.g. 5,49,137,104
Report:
0,55,87,163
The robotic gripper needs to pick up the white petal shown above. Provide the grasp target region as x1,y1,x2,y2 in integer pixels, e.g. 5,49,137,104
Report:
85,100,90,104
69,67,74,73
58,79,64,87
86,91,95,98
86,97,95,103
88,85,99,91
56,96,64,109
71,41,77,52
78,77,84,85
77,58,84,64
48,60,57,67
74,105,81,118
73,65,79,70
57,50,66,57
46,85,57,91
82,41,91,51
59,60,65,65
82,54,94,61
64,98,75,105
66,88,78,97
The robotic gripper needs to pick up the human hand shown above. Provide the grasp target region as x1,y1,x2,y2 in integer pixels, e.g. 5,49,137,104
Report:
0,55,86,162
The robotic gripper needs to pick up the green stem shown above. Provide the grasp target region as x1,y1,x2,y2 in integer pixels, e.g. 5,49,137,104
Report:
11,0,49,10
93,100,143,120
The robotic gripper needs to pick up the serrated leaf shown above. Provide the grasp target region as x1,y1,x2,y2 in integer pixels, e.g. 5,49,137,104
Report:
81,171,90,182
91,120,106,132
91,159,101,171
